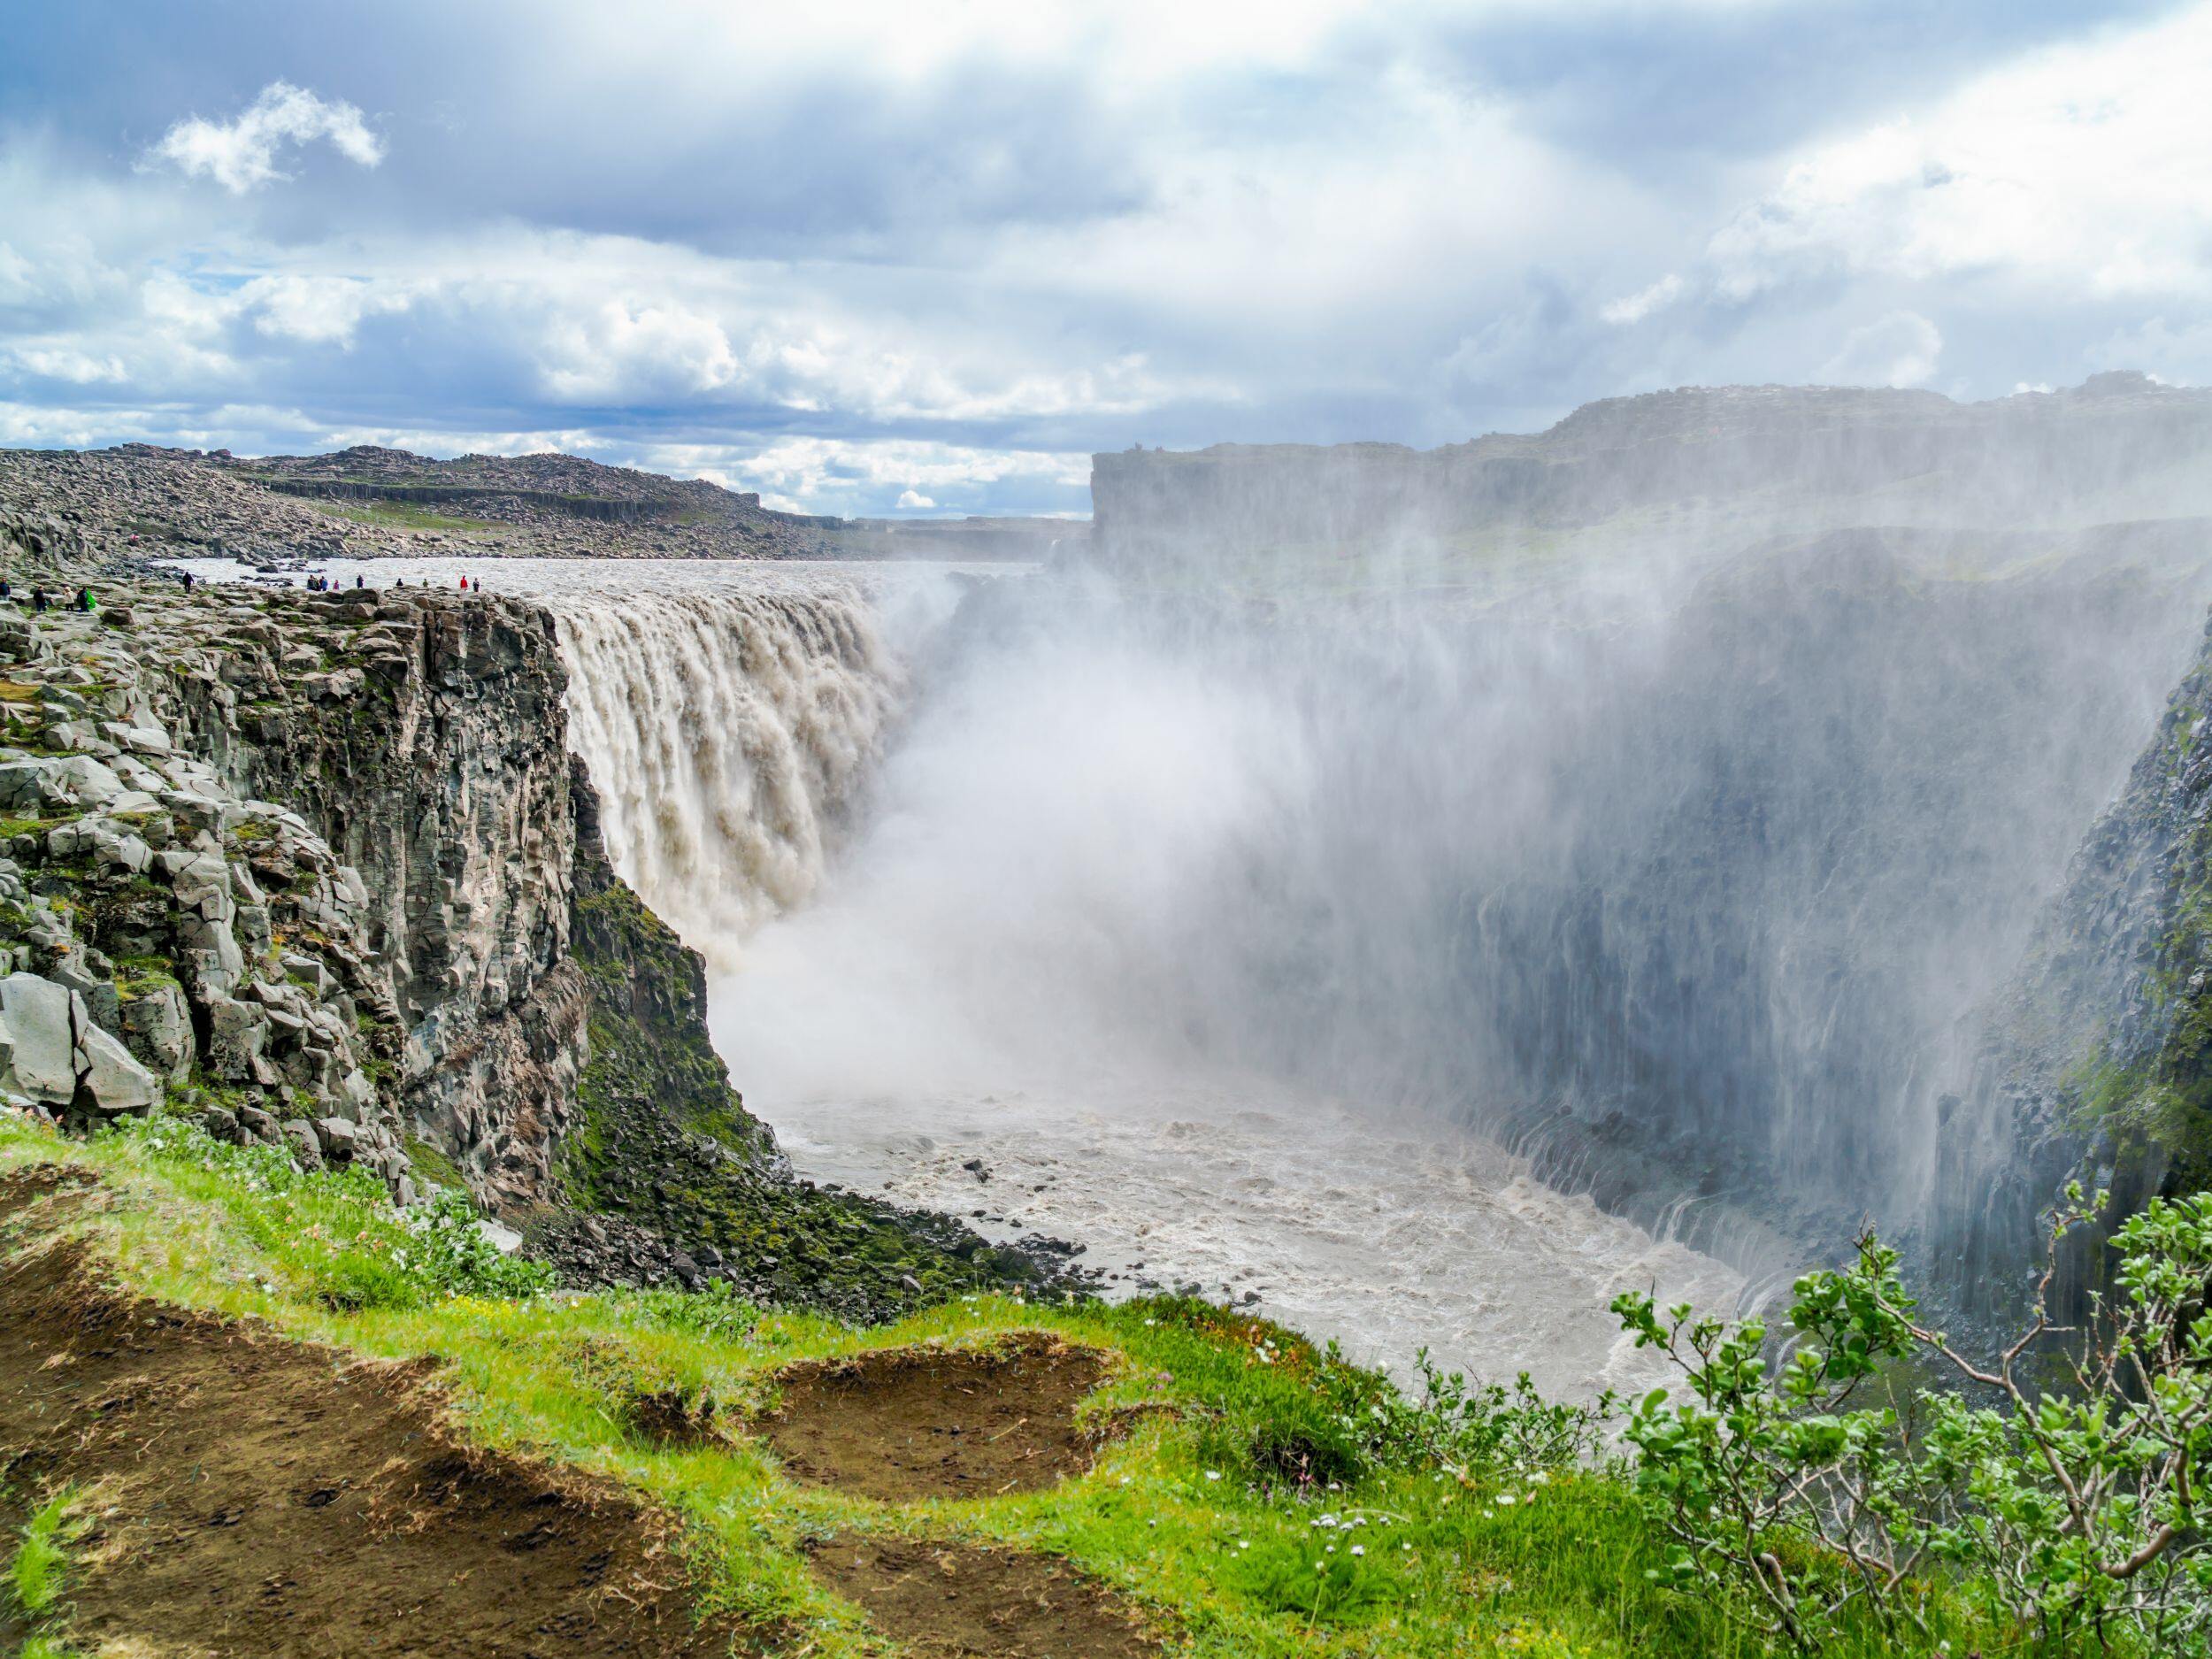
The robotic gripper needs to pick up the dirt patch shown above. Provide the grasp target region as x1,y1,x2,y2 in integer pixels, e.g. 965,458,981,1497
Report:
0,1183,756,1657
810,1538,1156,1658
760,1334,1110,1502
0,1161,96,1220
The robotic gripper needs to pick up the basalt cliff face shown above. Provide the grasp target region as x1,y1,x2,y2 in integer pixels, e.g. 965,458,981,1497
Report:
1947,611,2212,1311
165,583,591,1210
0,520,614,1207
0,509,1058,1313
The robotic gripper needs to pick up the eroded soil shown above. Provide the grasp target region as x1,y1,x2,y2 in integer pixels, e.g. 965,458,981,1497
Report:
760,1334,1111,1502
810,1539,1155,1659
0,1166,754,1658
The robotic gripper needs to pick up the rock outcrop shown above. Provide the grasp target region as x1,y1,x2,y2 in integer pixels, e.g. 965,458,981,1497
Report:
0,443,856,565
0,591,409,1189
156,582,592,1207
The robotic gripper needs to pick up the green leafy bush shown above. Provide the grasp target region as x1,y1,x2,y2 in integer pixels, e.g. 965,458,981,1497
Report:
1613,1184,2212,1654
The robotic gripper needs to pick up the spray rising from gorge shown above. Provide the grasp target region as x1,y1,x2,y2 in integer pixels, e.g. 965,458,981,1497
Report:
262,378,2212,1384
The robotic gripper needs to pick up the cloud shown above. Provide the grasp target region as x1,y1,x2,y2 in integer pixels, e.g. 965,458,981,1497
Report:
1705,6,2212,303
4,5,2205,509
895,488,936,509
151,81,385,192
1821,311,1942,388
241,274,415,347
1599,273,1685,326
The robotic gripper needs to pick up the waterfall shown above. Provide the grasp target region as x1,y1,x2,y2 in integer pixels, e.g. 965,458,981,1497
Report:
549,583,906,964
532,538,2212,1284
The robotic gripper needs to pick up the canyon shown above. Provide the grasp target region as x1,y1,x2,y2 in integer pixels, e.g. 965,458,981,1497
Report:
4,373,2212,1365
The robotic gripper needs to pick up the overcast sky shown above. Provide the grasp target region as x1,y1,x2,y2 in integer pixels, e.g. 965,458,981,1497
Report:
1,1,2206,516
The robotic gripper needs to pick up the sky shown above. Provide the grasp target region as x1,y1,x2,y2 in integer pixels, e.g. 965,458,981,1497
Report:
0,0,2207,518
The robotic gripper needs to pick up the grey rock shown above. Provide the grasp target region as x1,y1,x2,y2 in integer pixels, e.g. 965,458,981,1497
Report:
0,972,79,1104
120,980,192,1080
280,1118,324,1169
74,1024,158,1116
204,995,269,1080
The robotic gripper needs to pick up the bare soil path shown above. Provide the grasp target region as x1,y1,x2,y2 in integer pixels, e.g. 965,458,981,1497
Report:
0,1167,753,1658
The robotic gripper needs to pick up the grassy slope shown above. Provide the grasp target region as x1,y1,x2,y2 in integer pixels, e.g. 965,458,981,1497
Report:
0,1113,2022,1659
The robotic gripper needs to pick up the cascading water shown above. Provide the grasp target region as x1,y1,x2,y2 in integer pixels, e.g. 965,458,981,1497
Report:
550,580,911,963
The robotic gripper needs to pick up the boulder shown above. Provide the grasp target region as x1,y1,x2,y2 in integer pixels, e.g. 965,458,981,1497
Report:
204,995,269,1080
313,1116,357,1161
74,1024,157,1116
280,1118,324,1170
48,755,127,809
120,980,192,1080
0,972,79,1104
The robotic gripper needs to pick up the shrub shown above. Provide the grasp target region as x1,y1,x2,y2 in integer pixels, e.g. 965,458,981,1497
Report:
1613,1184,2212,1654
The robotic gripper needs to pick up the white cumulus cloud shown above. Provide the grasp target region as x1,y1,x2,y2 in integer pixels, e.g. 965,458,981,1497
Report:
1707,6,2212,303
152,81,385,193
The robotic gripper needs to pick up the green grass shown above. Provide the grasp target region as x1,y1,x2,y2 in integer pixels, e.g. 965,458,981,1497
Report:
8,1489,80,1618
5,1484,87,1659
309,499,498,534
0,1113,2055,1657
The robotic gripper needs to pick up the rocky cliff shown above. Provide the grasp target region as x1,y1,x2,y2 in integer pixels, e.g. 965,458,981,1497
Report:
0,512,1063,1313
1946,608,2212,1311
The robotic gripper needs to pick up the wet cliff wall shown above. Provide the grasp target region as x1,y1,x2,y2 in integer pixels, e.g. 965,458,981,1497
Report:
1947,608,2212,1310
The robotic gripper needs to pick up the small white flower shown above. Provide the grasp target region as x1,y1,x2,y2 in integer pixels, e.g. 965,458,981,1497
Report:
1204,1471,1222,1482
1496,1494,1517,1506
1350,1545,1364,1557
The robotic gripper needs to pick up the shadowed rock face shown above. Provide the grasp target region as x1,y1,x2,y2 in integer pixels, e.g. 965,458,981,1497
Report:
163,586,593,1206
